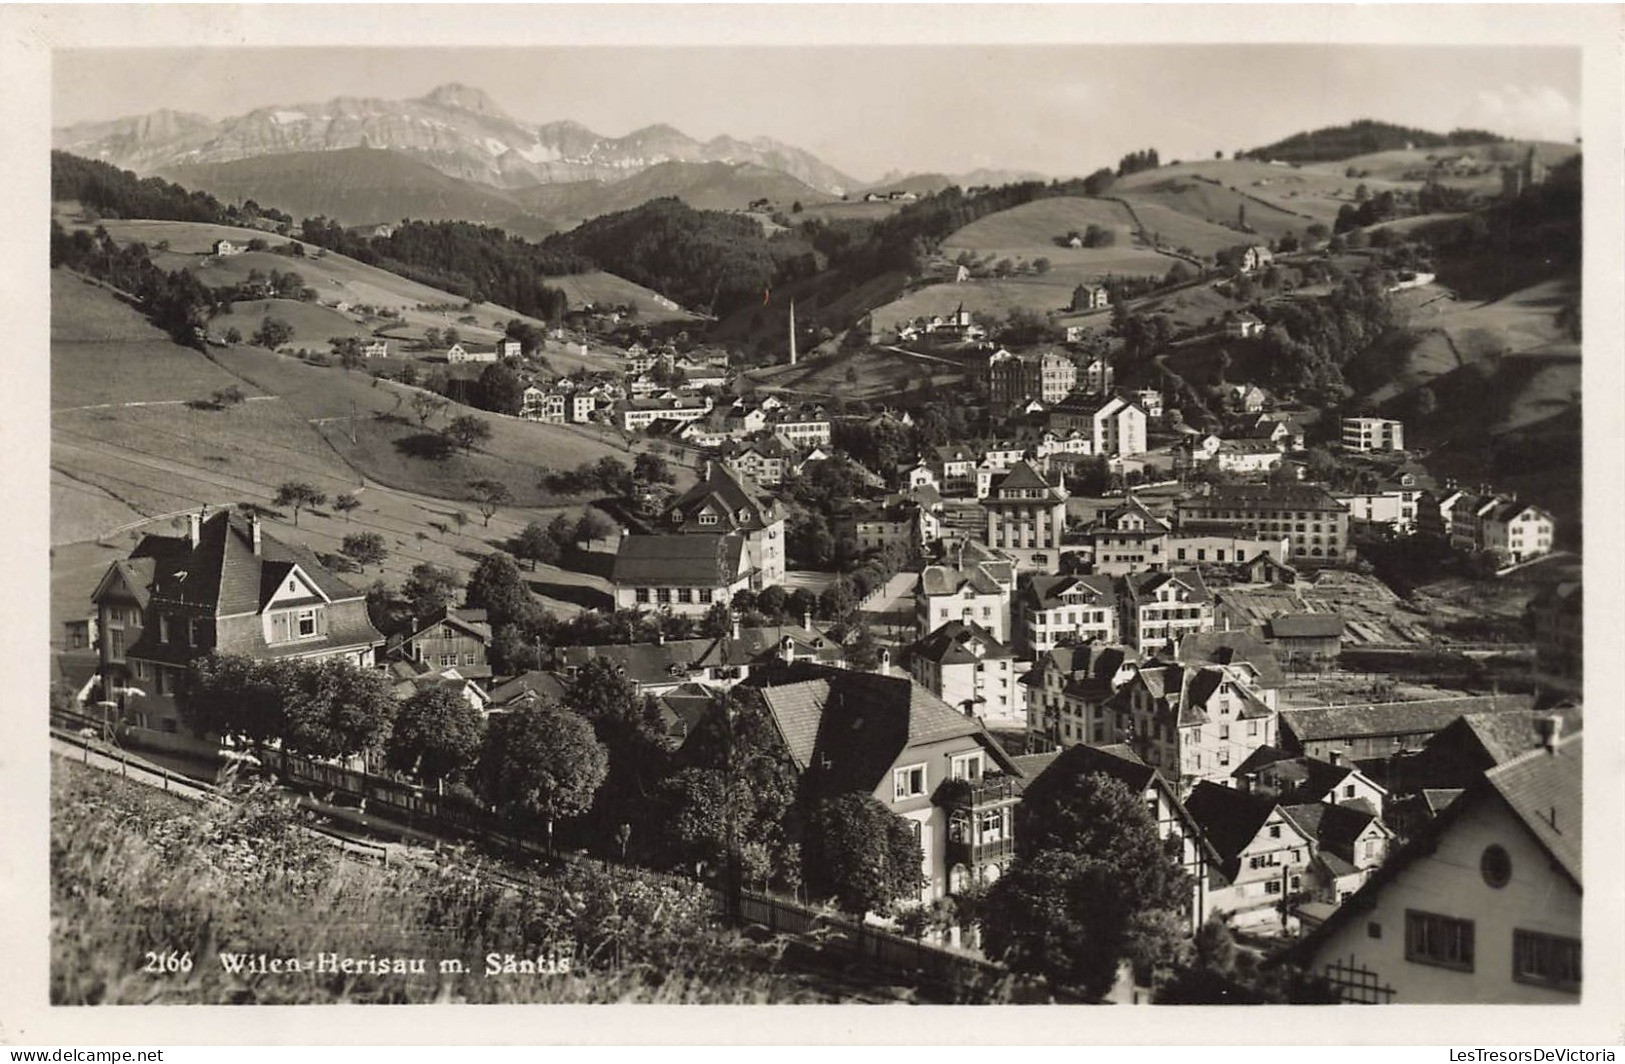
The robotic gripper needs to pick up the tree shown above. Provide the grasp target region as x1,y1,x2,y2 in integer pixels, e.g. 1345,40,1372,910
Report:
443,414,492,453
632,451,674,487
340,531,388,573
252,316,294,349
478,702,608,851
1032,257,1052,275
574,507,616,545
983,770,1189,998
273,481,327,526
504,318,545,356
464,552,532,628
210,385,246,408
386,684,485,785
183,652,283,747
513,520,561,571
401,562,459,622
223,327,243,344
474,362,525,415
279,657,398,760
802,793,923,917
409,391,449,427
332,492,361,521
468,478,513,526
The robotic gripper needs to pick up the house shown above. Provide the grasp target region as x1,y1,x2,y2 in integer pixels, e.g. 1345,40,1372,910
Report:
211,239,244,257
1122,569,1215,655
1226,384,1269,413
1280,800,1394,905
570,392,600,424
1176,483,1350,563
693,620,849,678
495,339,522,360
1071,284,1110,312
1390,705,1584,800
620,396,712,432
1020,642,1138,749
907,620,1025,727
396,608,493,679
1239,246,1274,273
1277,694,1538,770
1528,580,1582,686
915,539,1016,643
1341,417,1406,453
663,463,787,590
520,387,567,423
1089,396,1148,458
932,445,979,496
486,669,570,711
987,349,1077,409
445,343,497,364
983,461,1069,556
554,638,724,698
838,499,928,556
1132,388,1164,420
1078,356,1114,395
1262,612,1345,667
362,340,389,359
1167,531,1291,569
1184,782,1314,929
1294,729,1581,1003
389,668,493,716
1013,573,1119,657
610,534,752,616
737,665,1023,903
1086,496,1172,576
769,412,833,450
1233,746,1388,818
1211,438,1284,475
1016,743,1222,931
1479,502,1555,564
88,509,383,754
720,436,794,488
1225,314,1266,339
1103,655,1278,789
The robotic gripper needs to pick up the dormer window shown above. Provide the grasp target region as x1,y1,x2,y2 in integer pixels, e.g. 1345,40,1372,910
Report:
670,510,683,523
698,512,719,526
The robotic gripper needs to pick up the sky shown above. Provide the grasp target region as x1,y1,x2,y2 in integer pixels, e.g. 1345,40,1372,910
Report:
53,44,1580,184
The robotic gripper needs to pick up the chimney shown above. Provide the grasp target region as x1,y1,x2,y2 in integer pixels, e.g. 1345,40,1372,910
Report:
878,648,892,676
187,509,203,548
250,511,262,555
1329,749,1342,767
730,613,740,640
656,631,666,646
1536,713,1563,754
803,610,812,631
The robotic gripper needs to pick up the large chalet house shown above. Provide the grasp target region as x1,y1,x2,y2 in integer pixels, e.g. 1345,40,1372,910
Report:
1021,642,1140,749
737,665,1023,903
1046,392,1148,458
663,463,785,588
393,607,493,679
1184,782,1318,930
89,509,383,752
1104,656,1280,789
1296,728,1581,1003
1122,569,1215,654
1013,572,1119,656
1087,496,1172,576
610,533,753,617
987,349,1077,409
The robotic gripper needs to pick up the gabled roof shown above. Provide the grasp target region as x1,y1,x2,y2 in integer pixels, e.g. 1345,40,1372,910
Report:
1280,801,1382,862
406,607,493,644
920,562,1004,598
556,638,717,687
487,669,569,707
115,510,366,617
610,533,746,588
1174,630,1286,689
1266,613,1346,639
1447,705,1585,767
990,460,1054,494
691,623,846,670
1279,694,1537,744
1126,568,1212,606
910,620,1012,666
1184,781,1288,874
1290,732,1581,969
667,463,783,530
1025,572,1116,611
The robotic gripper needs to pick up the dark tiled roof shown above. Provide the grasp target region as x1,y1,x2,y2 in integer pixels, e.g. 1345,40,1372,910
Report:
1181,484,1346,513
1025,573,1116,611
611,533,745,587
1422,788,1464,814
1457,706,1584,765
1175,630,1286,689
910,620,1011,666
1184,781,1282,869
991,461,1051,493
557,639,716,687
487,670,569,706
1279,695,1537,744
667,463,783,530
1266,613,1346,639
1281,801,1378,861
140,511,365,615
1126,569,1212,606
1486,733,1582,883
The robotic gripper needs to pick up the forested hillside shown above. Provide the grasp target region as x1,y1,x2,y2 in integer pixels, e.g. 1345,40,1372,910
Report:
1240,119,1504,164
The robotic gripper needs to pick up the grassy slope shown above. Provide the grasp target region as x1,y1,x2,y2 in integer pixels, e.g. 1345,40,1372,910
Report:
222,297,377,343
1111,175,1310,242
50,759,826,1005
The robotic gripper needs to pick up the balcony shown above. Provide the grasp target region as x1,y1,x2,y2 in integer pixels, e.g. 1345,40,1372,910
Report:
947,835,1016,867
933,773,1021,810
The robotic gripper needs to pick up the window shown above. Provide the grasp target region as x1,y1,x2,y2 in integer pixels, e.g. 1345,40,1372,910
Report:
1344,784,1356,799
893,764,928,801
979,809,1005,839
109,628,126,659
676,588,694,604
1480,844,1512,888
656,588,672,605
1368,922,1382,940
698,588,714,604
698,512,719,526
1405,911,1475,971
463,653,476,666
1512,931,1580,992
441,655,455,667
158,615,171,643
296,609,318,639
635,588,651,605
1265,879,1281,895
1268,824,1281,839
950,753,984,781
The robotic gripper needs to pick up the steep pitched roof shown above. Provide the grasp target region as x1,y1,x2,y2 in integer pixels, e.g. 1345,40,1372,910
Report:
487,669,569,707
1174,629,1286,689
991,460,1051,493
1279,694,1537,744
667,463,783,530
1266,613,1346,639
1281,801,1379,861
1024,573,1116,611
610,533,746,588
910,620,1012,666
1126,568,1212,606
556,638,716,687
1184,781,1284,872
1454,706,1584,765
138,510,365,615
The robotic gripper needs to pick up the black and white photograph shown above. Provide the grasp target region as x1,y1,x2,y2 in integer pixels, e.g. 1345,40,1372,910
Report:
4,1,1622,1046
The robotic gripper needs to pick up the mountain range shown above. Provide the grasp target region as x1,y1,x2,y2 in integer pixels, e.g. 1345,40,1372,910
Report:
54,82,859,194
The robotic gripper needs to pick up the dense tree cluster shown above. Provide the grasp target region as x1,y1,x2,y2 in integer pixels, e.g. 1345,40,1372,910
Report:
52,151,233,224
1239,120,1504,165
51,222,218,348
1116,148,1161,177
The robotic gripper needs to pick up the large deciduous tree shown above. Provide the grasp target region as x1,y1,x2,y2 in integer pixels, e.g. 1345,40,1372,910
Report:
801,792,924,918
341,531,388,572
468,478,513,526
386,684,485,785
443,414,492,454
478,702,608,850
464,551,532,628
401,562,459,623
273,481,327,526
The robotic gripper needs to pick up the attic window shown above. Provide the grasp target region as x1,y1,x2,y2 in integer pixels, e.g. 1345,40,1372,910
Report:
288,579,297,593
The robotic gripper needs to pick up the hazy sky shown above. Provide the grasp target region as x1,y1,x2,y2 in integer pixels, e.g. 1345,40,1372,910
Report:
54,44,1580,182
